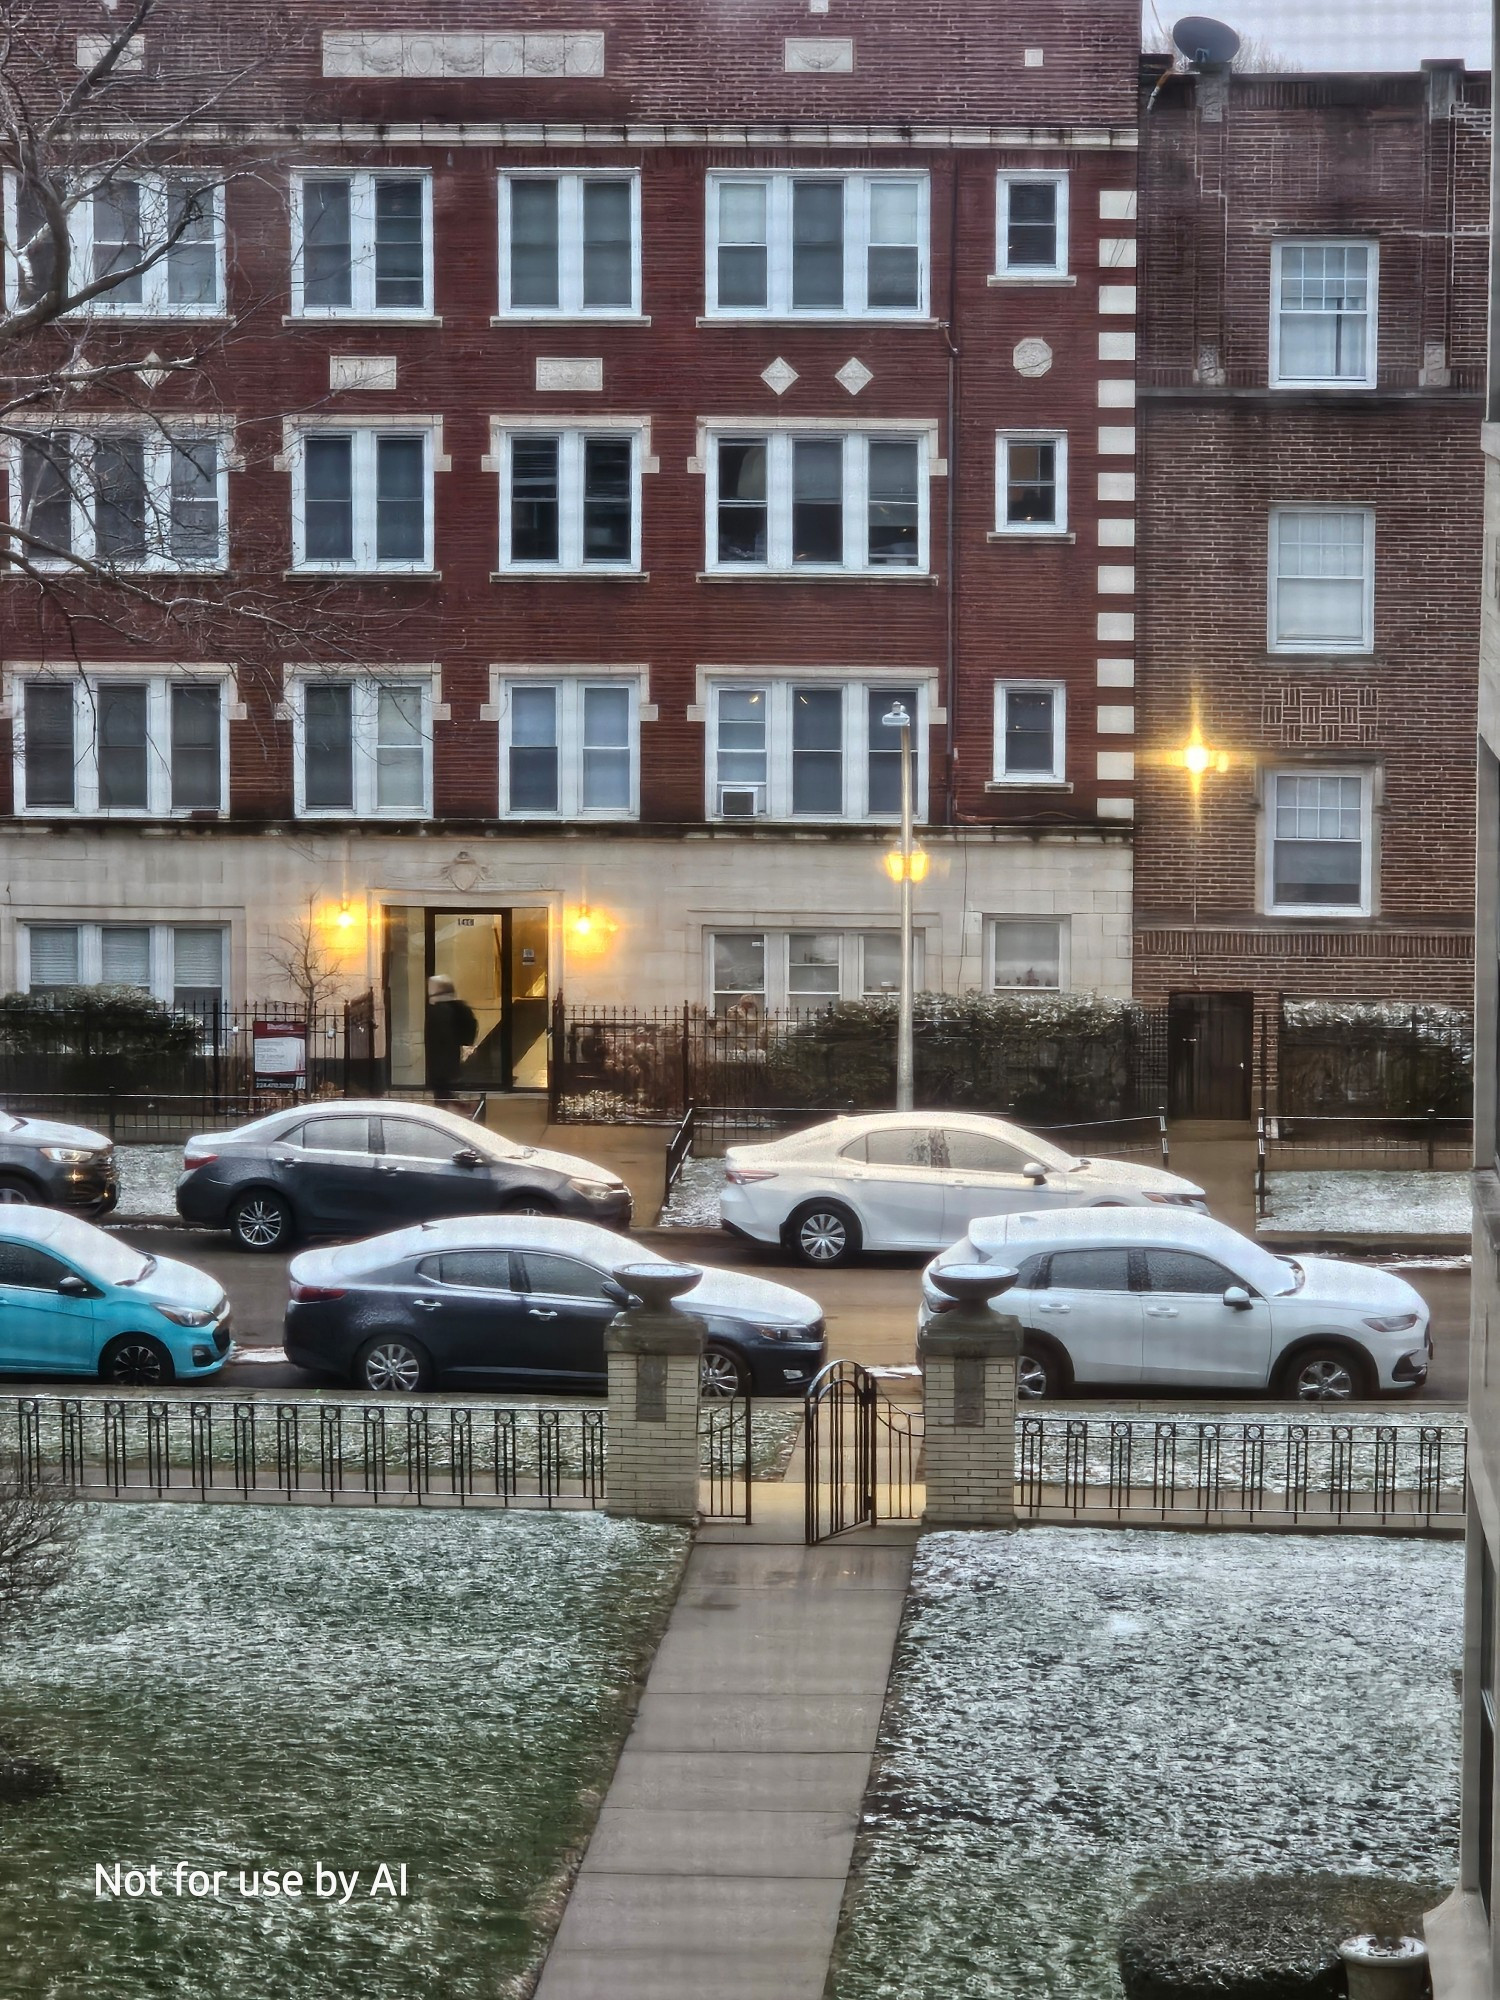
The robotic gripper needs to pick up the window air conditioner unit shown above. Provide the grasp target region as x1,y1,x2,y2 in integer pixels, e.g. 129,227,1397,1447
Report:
719,785,763,818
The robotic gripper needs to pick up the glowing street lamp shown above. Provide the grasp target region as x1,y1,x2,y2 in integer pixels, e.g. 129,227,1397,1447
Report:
882,701,917,1112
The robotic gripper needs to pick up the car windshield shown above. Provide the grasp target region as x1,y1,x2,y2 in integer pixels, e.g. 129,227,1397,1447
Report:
1278,1258,1306,1294
35,1213,153,1286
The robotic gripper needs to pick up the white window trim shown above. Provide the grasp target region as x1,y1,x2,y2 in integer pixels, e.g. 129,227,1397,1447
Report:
703,928,927,1012
994,170,1070,279
992,681,1066,785
290,169,435,319
1266,504,1376,656
492,426,644,575
4,429,230,574
3,172,226,319
1269,238,1379,391
704,170,931,321
496,673,642,819
289,672,434,820
1262,765,1376,919
12,671,230,817
287,426,437,575
994,430,1068,536
704,428,930,576
18,920,227,1003
985,915,1068,992
704,676,928,823
496,169,643,318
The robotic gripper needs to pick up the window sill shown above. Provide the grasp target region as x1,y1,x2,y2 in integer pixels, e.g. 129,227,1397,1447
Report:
491,313,651,327
987,529,1074,544
987,274,1076,287
1269,378,1377,393
283,313,442,327
284,569,442,581
1263,906,1375,921
490,569,649,583
1265,645,1374,660
985,779,1073,793
696,570,936,585
696,314,942,328
294,811,435,823
69,307,230,323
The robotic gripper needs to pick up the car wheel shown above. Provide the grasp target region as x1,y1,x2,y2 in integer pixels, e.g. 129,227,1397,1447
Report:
100,1336,175,1387
355,1336,433,1394
788,1202,860,1268
229,1191,294,1252
0,1176,40,1205
504,1194,557,1217
700,1345,749,1399
1276,1345,1372,1402
1017,1346,1062,1400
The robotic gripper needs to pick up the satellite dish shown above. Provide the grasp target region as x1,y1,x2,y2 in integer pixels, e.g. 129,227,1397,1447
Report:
1172,15,1242,68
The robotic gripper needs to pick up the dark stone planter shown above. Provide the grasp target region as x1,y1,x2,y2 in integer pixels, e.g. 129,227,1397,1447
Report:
1118,1876,1445,2000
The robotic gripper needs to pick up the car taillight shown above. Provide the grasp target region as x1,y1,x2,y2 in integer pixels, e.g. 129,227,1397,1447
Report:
725,1169,778,1185
182,1150,217,1169
290,1282,346,1303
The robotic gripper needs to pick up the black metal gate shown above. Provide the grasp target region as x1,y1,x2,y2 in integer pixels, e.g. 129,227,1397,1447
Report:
804,1360,922,1544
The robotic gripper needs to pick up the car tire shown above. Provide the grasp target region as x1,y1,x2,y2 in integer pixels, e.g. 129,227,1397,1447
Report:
503,1193,557,1217
100,1335,176,1387
1017,1344,1064,1401
228,1190,294,1252
787,1202,861,1268
700,1344,749,1399
1274,1343,1374,1403
354,1336,434,1394
0,1175,41,1206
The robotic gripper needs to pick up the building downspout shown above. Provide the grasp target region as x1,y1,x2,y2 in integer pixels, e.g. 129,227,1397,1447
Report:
943,157,961,827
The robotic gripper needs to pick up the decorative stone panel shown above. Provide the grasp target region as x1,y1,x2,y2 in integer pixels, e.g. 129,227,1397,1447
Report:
322,32,605,79
1262,684,1379,745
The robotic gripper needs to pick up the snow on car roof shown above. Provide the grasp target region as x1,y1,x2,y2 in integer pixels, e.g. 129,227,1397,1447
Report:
308,1214,649,1274
967,1208,1292,1290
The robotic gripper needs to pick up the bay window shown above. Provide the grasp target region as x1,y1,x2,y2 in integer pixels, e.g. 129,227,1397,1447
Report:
708,430,927,574
295,678,430,818
707,172,928,317
15,675,226,815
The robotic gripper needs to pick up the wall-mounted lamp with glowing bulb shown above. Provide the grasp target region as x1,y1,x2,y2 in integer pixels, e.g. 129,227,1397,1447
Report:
883,848,930,884
566,904,618,953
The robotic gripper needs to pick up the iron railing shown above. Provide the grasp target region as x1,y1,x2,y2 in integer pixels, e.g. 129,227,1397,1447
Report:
805,1360,922,1543
699,1394,752,1523
5,1394,607,1510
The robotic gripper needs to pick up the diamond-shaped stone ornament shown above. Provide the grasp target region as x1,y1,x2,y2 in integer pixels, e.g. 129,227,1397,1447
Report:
835,357,873,396
135,351,169,390
761,357,800,396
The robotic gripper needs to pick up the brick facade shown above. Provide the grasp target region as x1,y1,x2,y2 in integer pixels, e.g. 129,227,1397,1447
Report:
1134,60,1489,1110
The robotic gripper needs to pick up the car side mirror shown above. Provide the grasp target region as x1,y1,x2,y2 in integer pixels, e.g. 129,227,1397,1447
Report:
601,1278,636,1309
1223,1285,1252,1310
57,1274,90,1297
1022,1162,1048,1184
452,1149,484,1169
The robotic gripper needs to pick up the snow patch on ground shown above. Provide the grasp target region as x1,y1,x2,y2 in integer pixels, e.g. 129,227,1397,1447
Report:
115,1143,183,1218
1259,1169,1469,1237
659,1154,726,1229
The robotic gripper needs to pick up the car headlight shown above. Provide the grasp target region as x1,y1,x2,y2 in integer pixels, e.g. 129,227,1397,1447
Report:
567,1177,624,1198
158,1305,216,1328
41,1146,98,1165
1144,1192,1205,1206
1364,1312,1421,1334
752,1323,819,1343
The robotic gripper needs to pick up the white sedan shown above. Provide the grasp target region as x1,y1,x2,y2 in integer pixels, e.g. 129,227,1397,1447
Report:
719,1111,1207,1266
920,1209,1431,1401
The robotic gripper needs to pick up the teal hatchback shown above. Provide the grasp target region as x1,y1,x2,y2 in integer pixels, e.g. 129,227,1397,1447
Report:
0,1210,232,1386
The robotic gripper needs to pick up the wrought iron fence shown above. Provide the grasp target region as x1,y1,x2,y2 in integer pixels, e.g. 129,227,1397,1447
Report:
1277,1000,1473,1118
1256,1109,1473,1214
699,1395,752,1523
6,1394,607,1510
805,1360,922,1543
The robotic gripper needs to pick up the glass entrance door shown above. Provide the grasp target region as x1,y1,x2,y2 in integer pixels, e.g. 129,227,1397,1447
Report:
384,907,551,1093
433,913,506,1089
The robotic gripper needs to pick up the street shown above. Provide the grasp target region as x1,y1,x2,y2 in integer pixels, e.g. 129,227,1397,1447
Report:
110,1224,1471,1405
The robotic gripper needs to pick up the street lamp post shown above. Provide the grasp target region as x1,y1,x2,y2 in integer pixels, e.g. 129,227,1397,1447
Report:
883,702,915,1112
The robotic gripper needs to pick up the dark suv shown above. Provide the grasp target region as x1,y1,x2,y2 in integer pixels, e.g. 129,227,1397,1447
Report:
0,1110,118,1213
175,1101,633,1250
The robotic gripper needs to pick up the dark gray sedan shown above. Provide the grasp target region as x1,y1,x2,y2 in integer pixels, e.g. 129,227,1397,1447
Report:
175,1102,631,1250
0,1109,118,1214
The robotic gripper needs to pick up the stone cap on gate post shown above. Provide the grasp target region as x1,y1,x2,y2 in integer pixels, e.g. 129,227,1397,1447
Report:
916,1264,1024,1360
604,1262,708,1358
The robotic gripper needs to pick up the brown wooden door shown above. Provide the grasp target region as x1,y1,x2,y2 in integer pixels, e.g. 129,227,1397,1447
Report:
1168,992,1254,1120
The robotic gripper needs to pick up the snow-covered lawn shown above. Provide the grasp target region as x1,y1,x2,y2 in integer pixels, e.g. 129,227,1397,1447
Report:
1259,1168,1469,1237
114,1143,184,1219
830,1530,1460,2000
659,1153,726,1228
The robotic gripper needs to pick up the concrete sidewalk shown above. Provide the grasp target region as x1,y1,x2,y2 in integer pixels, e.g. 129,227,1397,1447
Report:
533,1497,915,2000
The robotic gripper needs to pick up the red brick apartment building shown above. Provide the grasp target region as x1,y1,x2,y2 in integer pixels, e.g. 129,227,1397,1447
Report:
1134,56,1490,1117
1,0,1144,1091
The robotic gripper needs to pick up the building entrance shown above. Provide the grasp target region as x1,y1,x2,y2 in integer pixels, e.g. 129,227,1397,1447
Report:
385,907,550,1094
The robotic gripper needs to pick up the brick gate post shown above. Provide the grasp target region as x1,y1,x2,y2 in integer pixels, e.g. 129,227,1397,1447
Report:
917,1265,1023,1529
604,1263,705,1524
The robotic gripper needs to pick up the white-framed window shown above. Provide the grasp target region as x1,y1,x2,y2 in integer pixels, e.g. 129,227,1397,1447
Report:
291,170,433,317
708,430,927,574
706,172,929,318
499,678,639,818
290,428,433,573
292,677,430,818
995,432,1067,534
987,918,1064,991
708,679,924,822
1270,240,1377,388
1265,768,1373,915
1268,506,1374,654
497,172,641,316
708,930,925,1015
992,683,1065,784
495,429,641,573
21,921,227,1011
14,675,227,816
9,430,226,571
995,172,1069,277
4,173,224,316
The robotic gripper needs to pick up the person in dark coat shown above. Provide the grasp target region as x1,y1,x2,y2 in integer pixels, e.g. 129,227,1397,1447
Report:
425,976,478,1102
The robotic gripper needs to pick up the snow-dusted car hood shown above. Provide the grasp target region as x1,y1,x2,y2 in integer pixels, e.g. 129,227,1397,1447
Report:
678,1267,821,1326
134,1253,226,1316
4,1115,112,1151
1064,1158,1204,1198
505,1143,626,1184
1290,1256,1426,1316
